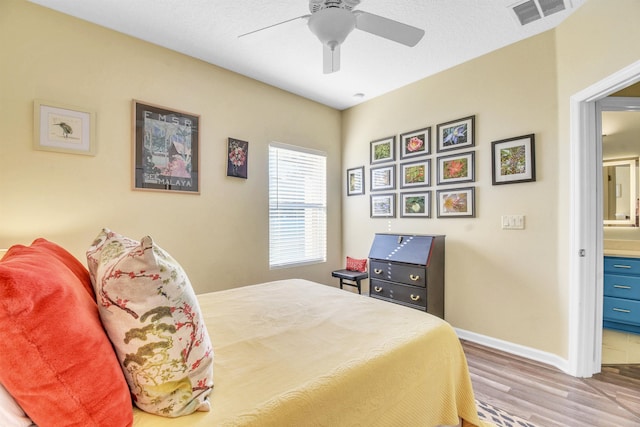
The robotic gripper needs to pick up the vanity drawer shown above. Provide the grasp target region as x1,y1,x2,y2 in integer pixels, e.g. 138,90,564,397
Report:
604,274,640,300
369,279,427,309
604,257,640,275
603,296,640,326
369,260,426,287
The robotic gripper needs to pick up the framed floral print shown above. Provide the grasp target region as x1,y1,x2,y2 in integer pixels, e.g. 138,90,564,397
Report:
399,127,430,160
370,164,396,192
437,151,475,185
347,166,365,196
436,187,475,218
400,191,431,218
400,159,430,189
491,134,536,185
370,193,396,218
227,138,248,179
370,136,396,164
436,115,475,153
133,100,199,194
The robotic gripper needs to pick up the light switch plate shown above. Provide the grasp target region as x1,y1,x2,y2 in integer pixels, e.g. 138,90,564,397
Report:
502,215,525,230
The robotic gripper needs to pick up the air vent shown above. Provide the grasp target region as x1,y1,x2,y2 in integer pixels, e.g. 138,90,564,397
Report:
511,0,569,26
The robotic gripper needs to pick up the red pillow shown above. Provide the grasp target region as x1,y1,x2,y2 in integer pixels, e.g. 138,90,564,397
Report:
346,256,367,272
0,239,133,427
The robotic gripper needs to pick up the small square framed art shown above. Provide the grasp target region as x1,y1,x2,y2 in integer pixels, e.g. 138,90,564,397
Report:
400,191,431,218
347,166,365,196
491,134,536,185
436,187,475,218
370,164,396,192
370,136,396,164
436,115,475,153
436,151,475,185
400,159,430,189
399,127,430,160
370,193,396,218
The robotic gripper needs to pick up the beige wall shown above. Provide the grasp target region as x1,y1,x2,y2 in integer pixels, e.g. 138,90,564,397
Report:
342,0,640,358
0,0,343,293
342,31,562,354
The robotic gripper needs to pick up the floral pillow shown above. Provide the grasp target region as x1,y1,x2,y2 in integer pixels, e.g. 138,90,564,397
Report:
86,229,214,417
346,256,367,272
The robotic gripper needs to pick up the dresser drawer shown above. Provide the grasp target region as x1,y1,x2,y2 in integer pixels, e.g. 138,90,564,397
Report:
604,257,640,275
604,274,640,300
370,279,427,309
603,296,640,326
370,260,426,287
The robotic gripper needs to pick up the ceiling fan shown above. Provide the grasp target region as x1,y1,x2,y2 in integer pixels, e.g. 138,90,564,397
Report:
239,0,425,74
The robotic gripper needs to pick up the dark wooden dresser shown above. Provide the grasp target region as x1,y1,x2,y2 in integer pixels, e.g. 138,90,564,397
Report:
368,233,445,318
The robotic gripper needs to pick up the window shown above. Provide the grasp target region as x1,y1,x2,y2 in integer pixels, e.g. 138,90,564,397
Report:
269,143,327,269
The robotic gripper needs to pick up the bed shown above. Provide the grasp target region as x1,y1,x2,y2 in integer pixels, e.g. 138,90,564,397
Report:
0,236,490,427
132,279,487,427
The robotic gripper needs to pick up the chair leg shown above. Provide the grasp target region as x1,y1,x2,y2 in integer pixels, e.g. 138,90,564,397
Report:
339,278,344,289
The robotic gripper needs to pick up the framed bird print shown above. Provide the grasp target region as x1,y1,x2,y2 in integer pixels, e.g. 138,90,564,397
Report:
33,99,96,156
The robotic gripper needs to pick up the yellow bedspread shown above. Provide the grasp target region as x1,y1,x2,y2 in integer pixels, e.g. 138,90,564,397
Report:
132,279,491,427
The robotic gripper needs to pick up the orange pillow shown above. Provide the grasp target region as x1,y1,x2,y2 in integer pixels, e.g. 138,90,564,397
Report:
0,239,133,427
346,256,367,272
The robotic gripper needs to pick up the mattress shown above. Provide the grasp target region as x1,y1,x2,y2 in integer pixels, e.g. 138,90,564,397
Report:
132,279,488,427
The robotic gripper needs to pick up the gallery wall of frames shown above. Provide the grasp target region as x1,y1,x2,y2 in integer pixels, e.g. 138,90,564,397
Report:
346,114,536,219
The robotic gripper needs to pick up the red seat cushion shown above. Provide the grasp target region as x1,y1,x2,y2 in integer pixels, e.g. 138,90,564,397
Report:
0,239,133,427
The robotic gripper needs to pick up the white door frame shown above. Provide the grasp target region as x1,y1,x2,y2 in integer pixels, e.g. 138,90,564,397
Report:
569,60,640,377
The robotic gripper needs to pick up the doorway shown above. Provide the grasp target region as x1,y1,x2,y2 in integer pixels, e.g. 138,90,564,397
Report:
570,60,640,377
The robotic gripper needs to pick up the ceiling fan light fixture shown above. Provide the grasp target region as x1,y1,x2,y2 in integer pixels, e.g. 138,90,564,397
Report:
307,8,356,48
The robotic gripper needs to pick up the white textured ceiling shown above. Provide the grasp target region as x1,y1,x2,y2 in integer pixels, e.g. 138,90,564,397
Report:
28,0,585,110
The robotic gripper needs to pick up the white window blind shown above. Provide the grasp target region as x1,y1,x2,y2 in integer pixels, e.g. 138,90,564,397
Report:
269,143,327,269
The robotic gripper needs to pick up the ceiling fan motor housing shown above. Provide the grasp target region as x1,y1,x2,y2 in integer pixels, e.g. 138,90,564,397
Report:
309,0,361,13
307,7,356,50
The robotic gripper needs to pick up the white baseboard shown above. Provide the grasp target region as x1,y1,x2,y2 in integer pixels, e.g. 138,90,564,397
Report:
455,328,571,375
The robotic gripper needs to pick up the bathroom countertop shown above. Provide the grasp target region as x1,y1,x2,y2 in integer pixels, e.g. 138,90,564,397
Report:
604,249,640,258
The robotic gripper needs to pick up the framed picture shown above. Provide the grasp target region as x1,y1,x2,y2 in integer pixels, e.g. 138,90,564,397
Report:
370,164,396,192
400,191,431,218
347,166,365,196
370,136,396,164
399,127,431,160
133,100,199,194
400,159,431,189
436,115,475,152
437,151,475,185
227,138,248,179
436,187,475,218
491,134,536,185
370,193,396,218
33,99,96,156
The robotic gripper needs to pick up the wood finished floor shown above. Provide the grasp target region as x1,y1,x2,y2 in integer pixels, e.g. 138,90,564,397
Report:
462,340,640,427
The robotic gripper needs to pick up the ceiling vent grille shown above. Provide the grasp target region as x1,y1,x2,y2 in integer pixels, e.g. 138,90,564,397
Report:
511,0,568,26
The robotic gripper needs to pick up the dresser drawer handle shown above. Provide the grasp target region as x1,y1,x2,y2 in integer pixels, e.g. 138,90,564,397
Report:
374,286,383,293
374,268,383,275
409,274,420,281
613,264,632,269
613,308,631,313
410,294,421,301
613,285,632,289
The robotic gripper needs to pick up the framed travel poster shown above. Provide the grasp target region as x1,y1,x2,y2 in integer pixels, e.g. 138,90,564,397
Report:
133,100,200,194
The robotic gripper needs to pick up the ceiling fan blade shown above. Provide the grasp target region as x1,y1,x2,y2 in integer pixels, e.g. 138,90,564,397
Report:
323,44,340,74
354,11,425,47
238,15,310,38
